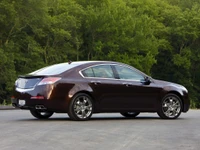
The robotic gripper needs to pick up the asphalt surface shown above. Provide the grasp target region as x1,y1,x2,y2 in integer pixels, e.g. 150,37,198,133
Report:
0,109,199,150
0,105,16,110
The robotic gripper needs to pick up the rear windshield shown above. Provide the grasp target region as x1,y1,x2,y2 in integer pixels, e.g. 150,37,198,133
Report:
29,63,79,75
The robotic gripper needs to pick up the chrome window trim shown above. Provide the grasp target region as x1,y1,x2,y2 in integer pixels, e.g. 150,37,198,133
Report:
79,63,146,82
79,64,115,79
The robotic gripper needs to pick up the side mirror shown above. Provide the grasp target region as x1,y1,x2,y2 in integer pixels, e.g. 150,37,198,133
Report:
141,76,151,85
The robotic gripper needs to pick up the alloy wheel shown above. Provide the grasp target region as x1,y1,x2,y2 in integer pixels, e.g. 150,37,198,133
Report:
30,109,54,119
74,96,93,119
120,112,140,118
158,94,182,119
68,93,93,121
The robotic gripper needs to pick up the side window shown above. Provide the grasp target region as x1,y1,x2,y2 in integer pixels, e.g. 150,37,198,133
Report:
82,68,94,77
92,65,114,78
82,65,114,79
114,65,144,81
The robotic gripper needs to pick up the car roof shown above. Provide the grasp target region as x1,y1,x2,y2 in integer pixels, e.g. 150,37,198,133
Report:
29,61,119,76
65,60,121,68
68,61,117,65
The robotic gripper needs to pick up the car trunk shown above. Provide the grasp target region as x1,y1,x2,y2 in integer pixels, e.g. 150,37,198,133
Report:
16,75,44,89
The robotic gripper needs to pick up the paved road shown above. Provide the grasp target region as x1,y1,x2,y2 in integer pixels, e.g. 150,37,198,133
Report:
0,109,199,150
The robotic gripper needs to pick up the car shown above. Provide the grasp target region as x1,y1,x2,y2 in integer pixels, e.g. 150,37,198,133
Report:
12,61,190,120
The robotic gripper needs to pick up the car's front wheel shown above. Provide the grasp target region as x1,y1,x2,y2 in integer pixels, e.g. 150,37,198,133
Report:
157,93,182,119
30,109,54,119
120,112,140,118
68,93,93,121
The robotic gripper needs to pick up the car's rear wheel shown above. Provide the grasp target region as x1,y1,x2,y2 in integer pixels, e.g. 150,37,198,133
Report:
30,109,54,119
120,112,140,118
68,93,93,121
157,93,182,119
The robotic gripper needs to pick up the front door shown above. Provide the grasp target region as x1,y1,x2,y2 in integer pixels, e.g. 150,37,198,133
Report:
113,65,161,111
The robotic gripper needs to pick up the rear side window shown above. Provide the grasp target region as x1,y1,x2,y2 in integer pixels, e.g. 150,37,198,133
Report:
82,65,114,79
82,68,94,77
30,63,79,75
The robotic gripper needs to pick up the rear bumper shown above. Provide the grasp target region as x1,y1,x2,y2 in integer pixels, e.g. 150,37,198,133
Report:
12,84,70,112
12,97,68,113
12,98,48,110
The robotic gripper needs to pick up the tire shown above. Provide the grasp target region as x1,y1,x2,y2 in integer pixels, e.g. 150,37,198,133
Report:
120,112,140,118
30,109,54,119
157,93,182,119
68,93,93,121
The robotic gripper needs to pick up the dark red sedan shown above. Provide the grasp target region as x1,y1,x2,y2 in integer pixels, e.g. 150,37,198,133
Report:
12,61,190,120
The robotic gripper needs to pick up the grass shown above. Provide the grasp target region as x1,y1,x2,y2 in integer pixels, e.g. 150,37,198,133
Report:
0,100,12,106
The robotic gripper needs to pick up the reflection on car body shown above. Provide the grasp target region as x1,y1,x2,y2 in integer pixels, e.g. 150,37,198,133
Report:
12,61,190,121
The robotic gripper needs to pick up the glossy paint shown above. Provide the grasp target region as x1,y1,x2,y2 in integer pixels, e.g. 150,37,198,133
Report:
12,61,190,114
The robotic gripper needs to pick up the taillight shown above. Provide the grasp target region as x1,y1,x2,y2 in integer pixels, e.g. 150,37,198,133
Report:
11,96,15,101
38,77,61,85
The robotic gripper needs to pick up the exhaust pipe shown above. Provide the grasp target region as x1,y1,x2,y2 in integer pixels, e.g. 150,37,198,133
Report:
35,105,46,110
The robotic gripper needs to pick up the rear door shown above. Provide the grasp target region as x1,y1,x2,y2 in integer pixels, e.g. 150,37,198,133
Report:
81,65,123,111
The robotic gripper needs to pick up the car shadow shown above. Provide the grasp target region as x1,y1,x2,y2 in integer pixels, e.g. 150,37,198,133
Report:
14,113,188,122
15,116,174,122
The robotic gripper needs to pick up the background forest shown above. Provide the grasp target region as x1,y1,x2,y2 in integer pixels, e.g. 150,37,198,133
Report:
0,0,200,108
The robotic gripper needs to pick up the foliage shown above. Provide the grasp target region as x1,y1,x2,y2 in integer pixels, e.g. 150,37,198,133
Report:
0,0,200,108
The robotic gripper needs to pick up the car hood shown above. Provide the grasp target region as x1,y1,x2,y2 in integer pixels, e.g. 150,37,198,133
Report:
153,79,187,90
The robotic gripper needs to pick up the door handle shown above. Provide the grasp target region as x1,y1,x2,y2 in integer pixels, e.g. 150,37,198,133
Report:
123,83,132,87
91,81,101,85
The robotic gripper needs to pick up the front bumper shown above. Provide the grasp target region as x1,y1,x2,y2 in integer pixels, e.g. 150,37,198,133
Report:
182,91,190,112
